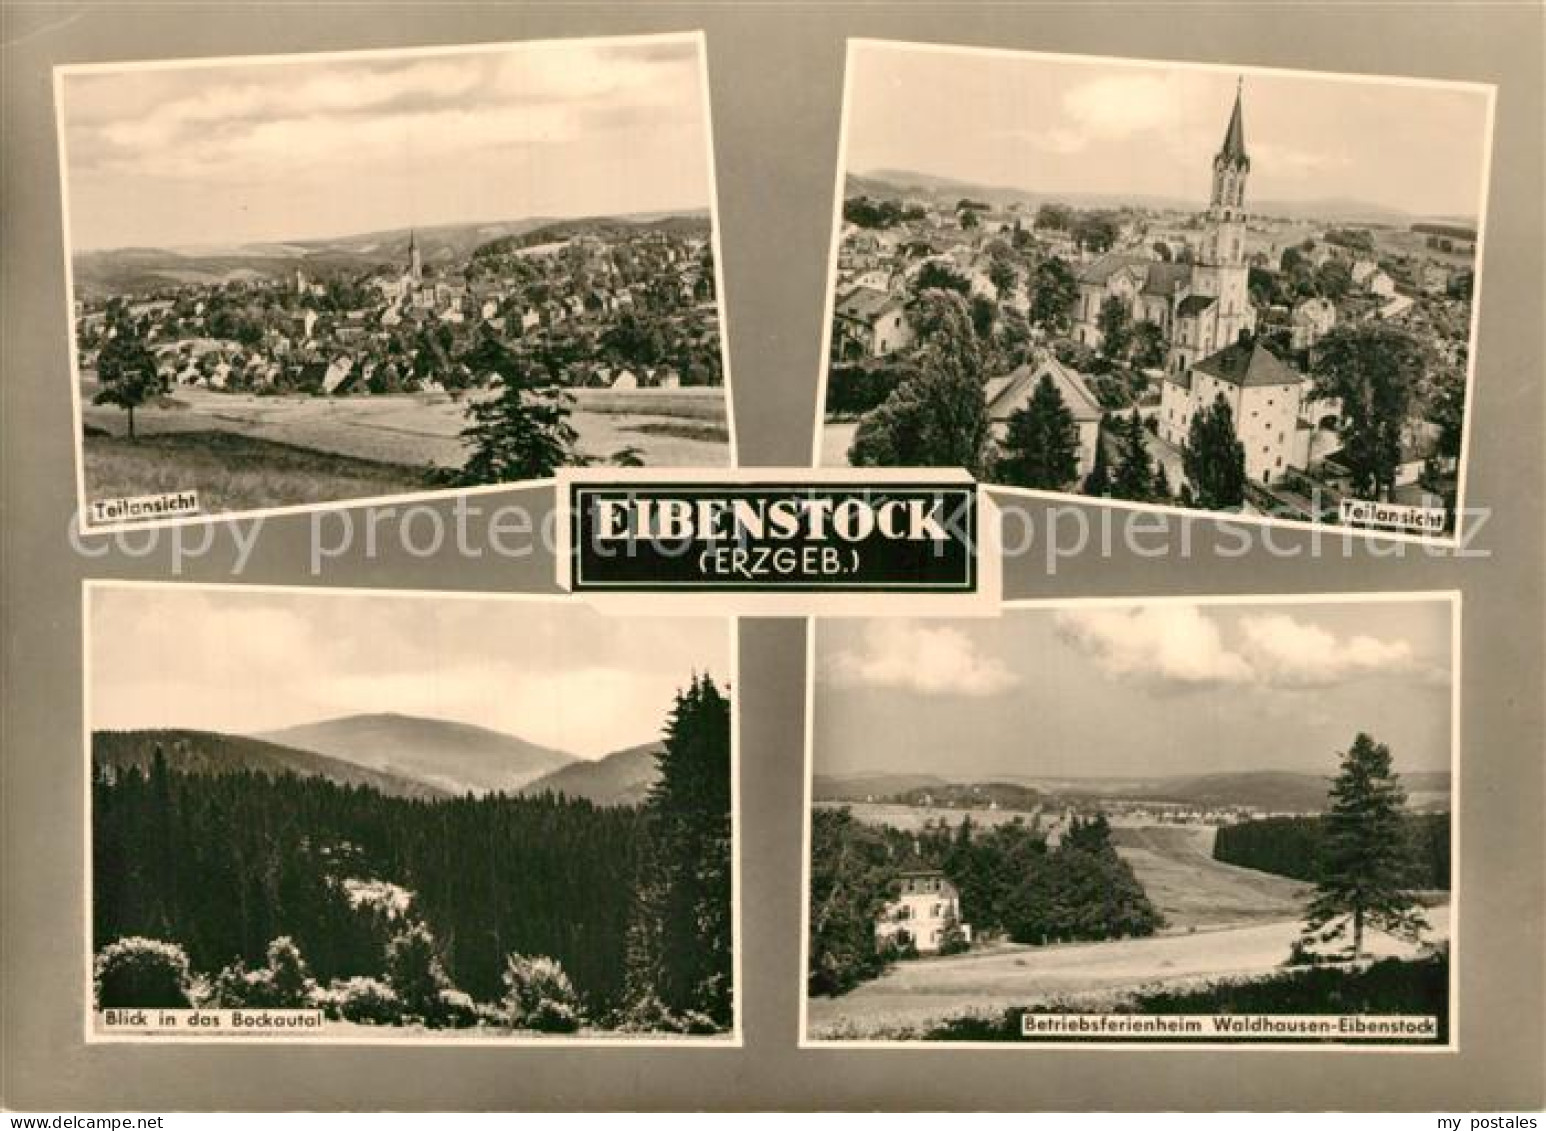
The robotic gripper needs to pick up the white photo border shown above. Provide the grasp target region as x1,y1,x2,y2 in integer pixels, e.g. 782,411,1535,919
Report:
807,38,1498,551
81,578,743,1047
55,30,741,538
798,589,1462,1051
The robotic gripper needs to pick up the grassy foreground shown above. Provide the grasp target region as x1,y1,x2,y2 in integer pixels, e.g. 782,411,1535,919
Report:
921,951,1450,1044
84,430,428,518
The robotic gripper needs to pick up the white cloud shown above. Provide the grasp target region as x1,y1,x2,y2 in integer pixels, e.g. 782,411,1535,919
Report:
1054,605,1254,686
1237,613,1415,688
1054,604,1422,691
827,620,1018,697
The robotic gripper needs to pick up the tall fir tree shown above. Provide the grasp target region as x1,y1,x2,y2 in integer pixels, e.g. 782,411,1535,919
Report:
451,382,579,486
1302,733,1428,960
624,674,733,1027
1183,393,1248,509
1110,411,1155,502
995,373,1080,490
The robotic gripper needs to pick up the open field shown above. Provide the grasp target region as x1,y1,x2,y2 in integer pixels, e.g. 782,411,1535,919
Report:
807,904,1450,1039
83,431,427,516
1109,823,1311,931
79,383,732,517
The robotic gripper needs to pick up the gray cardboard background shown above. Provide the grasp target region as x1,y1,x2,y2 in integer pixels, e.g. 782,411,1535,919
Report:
2,1,1542,1112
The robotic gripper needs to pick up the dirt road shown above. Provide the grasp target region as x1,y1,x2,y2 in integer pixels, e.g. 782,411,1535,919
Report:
807,904,1450,1038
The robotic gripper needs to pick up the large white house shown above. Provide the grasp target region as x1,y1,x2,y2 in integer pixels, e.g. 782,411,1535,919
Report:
1158,338,1306,486
875,870,971,954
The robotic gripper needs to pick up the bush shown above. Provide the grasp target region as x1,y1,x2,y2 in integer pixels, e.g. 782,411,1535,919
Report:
94,937,193,1008
500,953,584,1032
614,992,689,1035
937,915,971,957
385,923,452,1023
436,988,482,1030
211,937,317,1008
264,936,316,1007
325,977,401,1026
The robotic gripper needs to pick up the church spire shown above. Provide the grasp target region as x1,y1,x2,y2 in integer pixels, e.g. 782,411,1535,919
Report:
1217,77,1249,169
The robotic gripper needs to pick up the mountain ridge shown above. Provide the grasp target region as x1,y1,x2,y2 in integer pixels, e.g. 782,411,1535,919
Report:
91,728,446,800
256,712,576,797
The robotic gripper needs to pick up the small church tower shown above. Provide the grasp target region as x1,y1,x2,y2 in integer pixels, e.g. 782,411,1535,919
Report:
408,230,423,284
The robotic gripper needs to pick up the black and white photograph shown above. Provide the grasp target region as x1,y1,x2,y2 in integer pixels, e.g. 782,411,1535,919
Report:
85,582,736,1042
58,34,733,533
815,43,1494,542
803,594,1457,1045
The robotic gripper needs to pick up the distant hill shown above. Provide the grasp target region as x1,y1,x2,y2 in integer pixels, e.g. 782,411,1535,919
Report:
71,211,712,299
470,214,710,263
257,713,575,797
812,773,949,802
519,741,663,806
825,768,1451,814
846,169,1427,227
92,729,444,800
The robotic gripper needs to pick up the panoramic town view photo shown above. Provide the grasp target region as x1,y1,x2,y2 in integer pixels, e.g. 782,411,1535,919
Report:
818,44,1493,540
805,596,1455,1043
87,584,734,1040
59,35,731,531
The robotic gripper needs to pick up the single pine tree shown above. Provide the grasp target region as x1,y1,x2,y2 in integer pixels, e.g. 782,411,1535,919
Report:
1183,394,1248,509
1302,733,1428,961
996,373,1081,490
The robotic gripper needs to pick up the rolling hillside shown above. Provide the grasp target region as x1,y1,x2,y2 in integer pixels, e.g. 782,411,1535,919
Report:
72,212,712,299
845,169,1433,226
92,728,444,800
519,741,664,806
258,713,575,797
812,773,950,803
825,769,1451,813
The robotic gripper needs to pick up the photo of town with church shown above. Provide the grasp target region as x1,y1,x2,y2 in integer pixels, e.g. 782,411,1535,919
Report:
58,35,731,531
818,44,1494,539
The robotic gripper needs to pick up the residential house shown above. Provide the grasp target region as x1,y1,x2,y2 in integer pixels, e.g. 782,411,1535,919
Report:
874,870,971,954
984,356,1104,481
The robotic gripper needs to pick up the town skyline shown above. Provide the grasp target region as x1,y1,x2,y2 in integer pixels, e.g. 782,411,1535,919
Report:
815,600,1454,780
842,45,1492,220
60,37,715,252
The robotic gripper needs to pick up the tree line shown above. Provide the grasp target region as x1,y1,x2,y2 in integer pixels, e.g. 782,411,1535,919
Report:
1215,811,1449,891
807,808,1161,996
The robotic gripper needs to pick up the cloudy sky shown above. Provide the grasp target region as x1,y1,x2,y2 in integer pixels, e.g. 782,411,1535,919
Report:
815,598,1453,780
845,44,1491,219
61,36,713,251
90,586,729,758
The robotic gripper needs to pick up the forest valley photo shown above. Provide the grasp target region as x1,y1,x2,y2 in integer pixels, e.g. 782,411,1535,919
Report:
91,674,734,1038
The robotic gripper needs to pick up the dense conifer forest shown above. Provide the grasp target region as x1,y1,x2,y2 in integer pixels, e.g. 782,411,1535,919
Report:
92,674,733,1034
808,809,1161,996
1213,813,1450,890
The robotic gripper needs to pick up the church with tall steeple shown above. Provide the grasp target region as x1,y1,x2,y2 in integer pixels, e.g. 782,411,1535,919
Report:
1070,80,1260,372
1067,81,1311,488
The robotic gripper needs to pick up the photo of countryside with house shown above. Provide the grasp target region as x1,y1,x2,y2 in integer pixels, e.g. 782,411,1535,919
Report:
60,37,730,528
820,46,1492,537
89,586,734,1039
806,599,1454,1042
